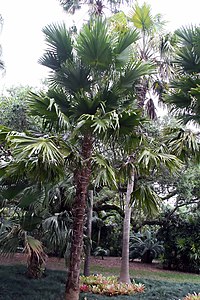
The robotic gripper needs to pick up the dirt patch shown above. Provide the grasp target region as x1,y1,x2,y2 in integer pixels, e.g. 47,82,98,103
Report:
0,254,166,273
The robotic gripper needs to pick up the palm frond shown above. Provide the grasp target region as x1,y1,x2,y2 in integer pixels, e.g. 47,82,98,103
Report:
114,29,139,57
39,23,73,70
118,108,141,135
166,127,200,160
28,90,70,132
6,134,65,183
134,184,160,216
137,148,183,173
120,61,155,89
77,110,120,134
92,152,117,188
0,223,22,256
25,234,47,264
42,212,72,257
128,2,153,32
76,18,113,70
175,26,200,73
52,60,91,94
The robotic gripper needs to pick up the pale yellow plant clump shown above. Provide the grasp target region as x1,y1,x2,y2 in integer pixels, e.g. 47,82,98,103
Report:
183,292,200,300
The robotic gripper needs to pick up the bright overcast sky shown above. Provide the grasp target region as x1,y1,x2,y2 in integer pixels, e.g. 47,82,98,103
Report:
0,0,199,90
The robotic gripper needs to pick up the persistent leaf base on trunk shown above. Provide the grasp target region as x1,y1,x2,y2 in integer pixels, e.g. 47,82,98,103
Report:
65,134,92,300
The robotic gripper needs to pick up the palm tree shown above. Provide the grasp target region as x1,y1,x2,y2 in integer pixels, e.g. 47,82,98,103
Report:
164,25,200,125
127,2,176,117
118,125,183,283
58,0,133,15
1,18,154,300
0,212,47,279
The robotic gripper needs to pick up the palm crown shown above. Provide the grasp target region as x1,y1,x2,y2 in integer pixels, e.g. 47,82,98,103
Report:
28,18,154,137
164,25,200,125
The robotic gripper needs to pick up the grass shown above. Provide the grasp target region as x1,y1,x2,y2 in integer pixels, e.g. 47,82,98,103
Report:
0,265,65,300
0,264,199,300
89,265,200,284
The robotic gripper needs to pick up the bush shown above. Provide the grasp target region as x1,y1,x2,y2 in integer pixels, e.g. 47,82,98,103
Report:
129,230,164,263
93,247,110,260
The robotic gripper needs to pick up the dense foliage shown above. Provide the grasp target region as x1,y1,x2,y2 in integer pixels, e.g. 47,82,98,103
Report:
158,212,200,273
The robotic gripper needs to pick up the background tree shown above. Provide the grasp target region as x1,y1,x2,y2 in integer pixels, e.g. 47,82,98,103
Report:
164,25,200,125
58,0,133,15
0,86,40,131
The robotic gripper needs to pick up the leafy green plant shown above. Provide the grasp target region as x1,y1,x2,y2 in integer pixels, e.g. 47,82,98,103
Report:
80,274,145,296
93,246,110,260
130,230,164,263
157,212,200,273
0,218,47,278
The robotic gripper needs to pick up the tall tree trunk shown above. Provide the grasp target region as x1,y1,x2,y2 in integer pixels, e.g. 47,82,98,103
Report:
65,134,93,300
83,189,93,276
119,169,135,284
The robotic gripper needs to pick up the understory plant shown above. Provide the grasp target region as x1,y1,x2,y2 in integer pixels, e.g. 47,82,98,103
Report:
80,274,145,296
129,230,164,263
93,246,110,260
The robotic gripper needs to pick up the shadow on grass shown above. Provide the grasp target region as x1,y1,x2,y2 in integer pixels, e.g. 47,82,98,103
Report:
0,265,65,300
0,265,199,300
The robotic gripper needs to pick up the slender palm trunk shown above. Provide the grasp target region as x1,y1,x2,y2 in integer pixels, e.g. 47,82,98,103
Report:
65,134,93,300
97,226,101,246
83,190,93,276
119,169,135,284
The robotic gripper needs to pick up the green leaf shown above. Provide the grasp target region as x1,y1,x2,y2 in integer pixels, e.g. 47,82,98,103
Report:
120,61,155,88
76,18,113,70
128,2,153,32
39,23,73,70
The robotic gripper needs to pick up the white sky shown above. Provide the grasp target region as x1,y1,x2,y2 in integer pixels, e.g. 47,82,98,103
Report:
0,0,200,90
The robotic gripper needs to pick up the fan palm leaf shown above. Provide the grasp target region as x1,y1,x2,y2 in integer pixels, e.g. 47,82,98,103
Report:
128,2,153,32
5,134,66,183
120,61,155,89
76,18,113,70
39,23,73,70
137,148,183,173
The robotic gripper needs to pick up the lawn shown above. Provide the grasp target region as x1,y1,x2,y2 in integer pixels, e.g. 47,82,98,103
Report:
0,264,199,300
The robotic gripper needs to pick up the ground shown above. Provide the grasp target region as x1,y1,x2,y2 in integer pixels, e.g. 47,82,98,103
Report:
0,254,199,299
0,253,181,274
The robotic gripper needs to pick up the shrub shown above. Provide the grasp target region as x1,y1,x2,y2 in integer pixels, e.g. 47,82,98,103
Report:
80,274,145,296
158,213,200,273
130,230,164,263
93,246,110,260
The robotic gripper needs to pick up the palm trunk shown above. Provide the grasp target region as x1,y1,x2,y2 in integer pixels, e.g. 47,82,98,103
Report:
97,226,101,246
83,189,93,276
119,169,135,284
26,250,44,279
65,134,93,300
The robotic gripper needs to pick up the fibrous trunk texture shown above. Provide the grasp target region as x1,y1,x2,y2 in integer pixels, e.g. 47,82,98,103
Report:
65,134,92,300
26,251,44,279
